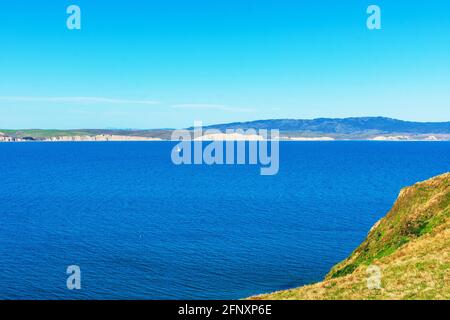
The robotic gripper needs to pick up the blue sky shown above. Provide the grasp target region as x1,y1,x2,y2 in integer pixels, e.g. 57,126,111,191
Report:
0,0,449,129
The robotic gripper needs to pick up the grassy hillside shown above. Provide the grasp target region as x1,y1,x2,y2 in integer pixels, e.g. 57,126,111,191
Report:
0,129,173,140
0,129,93,138
251,173,450,300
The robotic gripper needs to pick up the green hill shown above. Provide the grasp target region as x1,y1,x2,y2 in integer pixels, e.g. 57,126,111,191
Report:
251,173,450,300
203,117,450,134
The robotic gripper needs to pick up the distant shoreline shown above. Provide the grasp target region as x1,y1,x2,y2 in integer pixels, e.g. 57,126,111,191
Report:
2,117,450,142
1,136,450,143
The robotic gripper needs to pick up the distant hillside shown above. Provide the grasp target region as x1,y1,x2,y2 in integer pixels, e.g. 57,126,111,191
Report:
203,117,450,134
2,117,450,141
0,129,173,141
251,173,450,300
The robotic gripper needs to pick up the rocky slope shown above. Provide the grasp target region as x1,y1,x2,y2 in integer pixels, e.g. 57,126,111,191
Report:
251,173,450,300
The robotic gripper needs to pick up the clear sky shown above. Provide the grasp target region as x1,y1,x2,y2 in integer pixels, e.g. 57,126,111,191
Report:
0,0,449,129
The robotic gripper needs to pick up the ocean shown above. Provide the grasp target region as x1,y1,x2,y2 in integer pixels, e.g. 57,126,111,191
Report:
0,141,449,299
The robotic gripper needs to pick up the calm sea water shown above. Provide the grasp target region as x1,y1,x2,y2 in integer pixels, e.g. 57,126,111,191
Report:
0,141,449,299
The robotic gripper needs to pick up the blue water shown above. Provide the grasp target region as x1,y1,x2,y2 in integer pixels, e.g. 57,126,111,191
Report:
0,142,449,299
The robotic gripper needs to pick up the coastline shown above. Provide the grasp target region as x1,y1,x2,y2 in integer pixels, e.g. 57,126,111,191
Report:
1,132,450,142
2,139,450,143
2,118,450,142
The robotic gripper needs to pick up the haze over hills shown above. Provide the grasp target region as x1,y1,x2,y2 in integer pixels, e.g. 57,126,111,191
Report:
1,117,450,141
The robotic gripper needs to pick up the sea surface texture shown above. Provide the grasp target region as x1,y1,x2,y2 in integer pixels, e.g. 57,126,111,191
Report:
0,142,449,299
